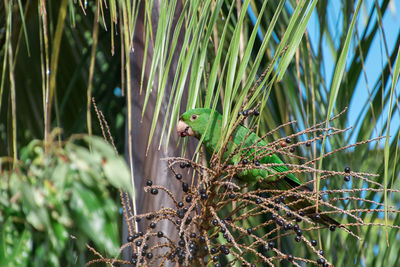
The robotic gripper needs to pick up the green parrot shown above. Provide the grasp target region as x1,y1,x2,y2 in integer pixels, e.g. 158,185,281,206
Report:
177,108,339,226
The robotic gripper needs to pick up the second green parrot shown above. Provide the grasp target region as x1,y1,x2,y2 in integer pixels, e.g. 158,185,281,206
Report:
177,108,339,226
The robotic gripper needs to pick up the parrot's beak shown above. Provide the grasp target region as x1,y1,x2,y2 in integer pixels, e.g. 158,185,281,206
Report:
177,120,194,137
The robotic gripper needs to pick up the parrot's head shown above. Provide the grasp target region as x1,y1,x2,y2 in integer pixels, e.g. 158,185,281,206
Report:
177,108,217,138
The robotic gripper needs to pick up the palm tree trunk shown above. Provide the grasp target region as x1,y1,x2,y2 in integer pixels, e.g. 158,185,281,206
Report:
123,1,196,265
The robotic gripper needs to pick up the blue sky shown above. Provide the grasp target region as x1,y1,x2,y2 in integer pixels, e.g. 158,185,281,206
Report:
306,0,400,145
247,0,400,145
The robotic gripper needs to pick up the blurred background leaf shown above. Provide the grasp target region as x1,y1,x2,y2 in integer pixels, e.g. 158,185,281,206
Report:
0,134,130,266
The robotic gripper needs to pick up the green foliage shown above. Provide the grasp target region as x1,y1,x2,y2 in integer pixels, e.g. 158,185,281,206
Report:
0,135,131,267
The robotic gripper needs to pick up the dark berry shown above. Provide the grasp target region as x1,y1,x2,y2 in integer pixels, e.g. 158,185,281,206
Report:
185,216,192,224
229,193,236,199
274,198,280,204
199,188,206,194
295,235,301,242
176,174,183,180
180,162,186,168
212,219,218,226
200,193,208,200
254,160,260,166
254,110,260,116
223,248,230,255
157,231,163,237
295,229,302,236
311,239,317,246
178,201,184,207
293,224,300,231
238,111,242,116
186,195,192,202
212,255,219,262
135,240,142,246
315,214,321,221
317,258,325,265
127,235,134,242
149,222,156,228
268,241,274,248
286,137,292,143
199,236,206,242
177,210,185,219
306,141,311,147
319,249,324,255
284,223,293,230
135,217,141,222
329,225,336,231
344,166,351,173
289,147,295,153
178,239,185,247
146,180,153,186
190,233,196,238
182,182,189,192
276,219,284,226
344,175,351,182
287,254,294,261
255,198,262,204
247,228,253,234
150,188,158,195
262,245,269,252
220,228,226,233
243,110,249,116
133,232,140,239
143,243,149,250
242,159,248,164
215,264,221,267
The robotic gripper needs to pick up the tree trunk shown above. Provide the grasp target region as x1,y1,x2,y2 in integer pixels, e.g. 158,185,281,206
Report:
123,1,195,265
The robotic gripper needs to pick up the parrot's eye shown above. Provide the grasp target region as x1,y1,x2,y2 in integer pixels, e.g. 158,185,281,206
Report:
190,114,198,121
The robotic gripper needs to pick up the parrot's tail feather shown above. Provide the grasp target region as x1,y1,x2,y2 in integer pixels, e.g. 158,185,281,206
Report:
320,213,340,226
285,196,340,227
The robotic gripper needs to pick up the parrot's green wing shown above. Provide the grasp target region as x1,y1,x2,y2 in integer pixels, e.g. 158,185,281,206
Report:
228,125,301,187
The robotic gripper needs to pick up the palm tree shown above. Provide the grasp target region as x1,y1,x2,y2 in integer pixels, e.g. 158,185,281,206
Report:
1,0,399,266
